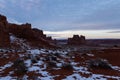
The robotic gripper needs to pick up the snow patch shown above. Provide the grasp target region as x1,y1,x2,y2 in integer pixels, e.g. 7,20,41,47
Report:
0,76,12,80
0,62,13,73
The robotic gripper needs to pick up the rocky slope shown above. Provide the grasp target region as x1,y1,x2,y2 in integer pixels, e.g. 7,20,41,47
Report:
0,45,120,80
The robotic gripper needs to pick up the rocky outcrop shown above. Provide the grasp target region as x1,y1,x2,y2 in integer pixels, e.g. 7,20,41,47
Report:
8,23,33,40
68,35,86,45
0,14,10,47
0,14,56,48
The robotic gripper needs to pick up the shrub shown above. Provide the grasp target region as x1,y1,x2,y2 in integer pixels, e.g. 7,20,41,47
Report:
62,63,73,70
45,54,57,61
13,59,27,75
47,61,57,68
54,53,60,57
88,59,112,69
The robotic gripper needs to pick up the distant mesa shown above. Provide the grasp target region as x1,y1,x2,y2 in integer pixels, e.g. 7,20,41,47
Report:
68,35,86,45
0,14,56,48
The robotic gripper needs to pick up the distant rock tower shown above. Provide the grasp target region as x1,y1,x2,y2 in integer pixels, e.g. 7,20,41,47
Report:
0,14,10,47
68,35,86,45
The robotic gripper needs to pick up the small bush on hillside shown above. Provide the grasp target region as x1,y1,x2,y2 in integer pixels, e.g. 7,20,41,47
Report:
88,59,112,69
31,57,38,63
62,63,73,70
45,55,57,61
47,61,57,68
54,53,60,57
13,59,27,75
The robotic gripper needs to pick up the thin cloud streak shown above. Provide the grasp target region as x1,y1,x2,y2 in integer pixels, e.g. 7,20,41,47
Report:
108,31,120,33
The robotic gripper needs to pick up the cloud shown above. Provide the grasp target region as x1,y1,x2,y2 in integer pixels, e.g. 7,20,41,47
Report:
33,20,120,31
108,31,120,33
0,0,6,9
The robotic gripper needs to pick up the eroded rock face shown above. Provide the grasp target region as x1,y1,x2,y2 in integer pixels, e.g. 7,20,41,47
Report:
68,35,86,45
0,14,56,48
8,23,34,40
0,14,10,47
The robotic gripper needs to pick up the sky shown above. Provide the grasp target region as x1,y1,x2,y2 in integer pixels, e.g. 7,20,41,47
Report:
0,0,120,39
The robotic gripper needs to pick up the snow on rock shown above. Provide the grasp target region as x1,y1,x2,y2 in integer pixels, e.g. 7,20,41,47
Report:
22,75,28,80
63,73,120,80
28,65,54,80
10,34,30,50
28,66,40,72
24,59,31,67
39,76,54,80
56,63,62,67
90,74,120,80
33,61,44,66
73,66,90,74
10,35,16,43
0,49,14,53
112,66,120,72
27,49,48,55
87,53,94,57
27,49,41,55
0,62,13,73
62,73,87,80
0,76,12,80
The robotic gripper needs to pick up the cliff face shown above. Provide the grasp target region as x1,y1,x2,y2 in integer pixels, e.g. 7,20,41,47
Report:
8,23,34,40
0,14,55,48
68,35,86,45
0,15,10,47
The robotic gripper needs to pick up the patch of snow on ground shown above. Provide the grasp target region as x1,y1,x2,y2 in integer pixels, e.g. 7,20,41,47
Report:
28,49,40,54
90,74,120,80
62,73,88,80
33,61,44,66
24,59,31,67
112,66,120,72
10,34,30,50
28,66,40,72
0,62,13,73
71,61,120,80
28,65,54,80
87,53,94,57
0,76,12,80
56,63,62,67
63,73,120,80
73,66,90,74
27,49,44,55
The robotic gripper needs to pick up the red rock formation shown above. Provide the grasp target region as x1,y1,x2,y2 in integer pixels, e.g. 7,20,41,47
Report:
0,14,10,47
0,14,57,48
8,23,34,40
68,35,86,45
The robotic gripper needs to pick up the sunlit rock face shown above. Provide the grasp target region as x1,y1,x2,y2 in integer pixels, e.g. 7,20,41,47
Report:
0,14,10,47
68,35,86,45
